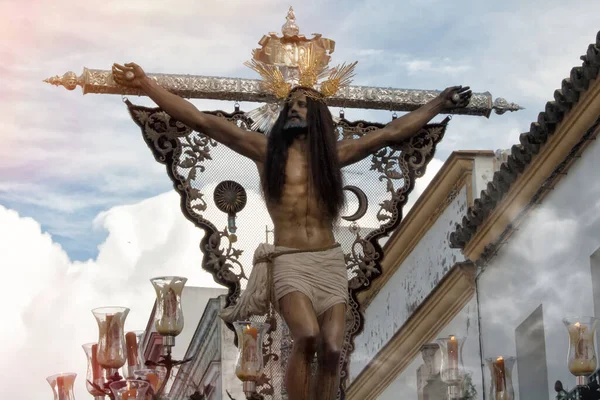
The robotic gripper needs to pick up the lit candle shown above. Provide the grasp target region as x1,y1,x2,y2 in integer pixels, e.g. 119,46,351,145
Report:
237,324,260,380
146,372,159,392
56,375,65,400
91,344,104,384
494,356,506,392
568,321,597,375
244,324,259,340
156,287,181,335
101,311,127,368
448,336,458,370
122,382,137,400
126,332,139,367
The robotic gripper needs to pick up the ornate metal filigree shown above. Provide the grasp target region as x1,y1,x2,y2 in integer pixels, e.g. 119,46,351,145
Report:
46,68,521,116
345,223,378,290
125,102,448,399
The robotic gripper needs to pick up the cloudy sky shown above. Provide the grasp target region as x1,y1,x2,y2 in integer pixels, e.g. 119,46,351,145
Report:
1,0,599,398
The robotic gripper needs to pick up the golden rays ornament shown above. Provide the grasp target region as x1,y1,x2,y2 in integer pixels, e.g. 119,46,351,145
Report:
320,61,358,97
244,6,358,133
243,60,291,100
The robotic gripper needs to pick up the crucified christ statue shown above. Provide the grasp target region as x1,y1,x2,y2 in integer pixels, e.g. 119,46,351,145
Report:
112,61,471,400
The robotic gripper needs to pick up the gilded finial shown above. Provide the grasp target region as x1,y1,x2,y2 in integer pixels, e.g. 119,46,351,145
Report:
282,6,299,37
43,71,81,91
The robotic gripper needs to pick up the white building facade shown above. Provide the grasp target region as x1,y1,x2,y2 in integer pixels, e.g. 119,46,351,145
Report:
346,30,600,400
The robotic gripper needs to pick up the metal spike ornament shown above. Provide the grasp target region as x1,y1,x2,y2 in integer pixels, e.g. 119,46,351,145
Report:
213,181,248,243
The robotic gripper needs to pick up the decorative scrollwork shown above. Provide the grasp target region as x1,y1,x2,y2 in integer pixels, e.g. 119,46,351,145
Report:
345,223,379,290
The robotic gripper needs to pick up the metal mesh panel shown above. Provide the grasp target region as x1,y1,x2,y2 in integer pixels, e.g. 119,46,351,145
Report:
126,102,448,399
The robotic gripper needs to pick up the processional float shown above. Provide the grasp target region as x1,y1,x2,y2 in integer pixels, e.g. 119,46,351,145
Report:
45,7,522,400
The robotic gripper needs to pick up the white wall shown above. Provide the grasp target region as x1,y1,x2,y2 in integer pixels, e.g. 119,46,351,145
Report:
477,137,600,398
219,295,246,400
378,297,483,400
350,185,469,381
173,287,228,361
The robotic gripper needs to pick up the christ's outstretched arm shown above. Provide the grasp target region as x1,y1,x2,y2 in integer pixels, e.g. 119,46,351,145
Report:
337,86,472,167
112,62,267,162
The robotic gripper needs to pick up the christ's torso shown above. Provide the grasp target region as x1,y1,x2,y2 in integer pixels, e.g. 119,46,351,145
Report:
257,139,336,250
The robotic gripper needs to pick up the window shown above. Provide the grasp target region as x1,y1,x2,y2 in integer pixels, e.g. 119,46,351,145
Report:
515,304,549,400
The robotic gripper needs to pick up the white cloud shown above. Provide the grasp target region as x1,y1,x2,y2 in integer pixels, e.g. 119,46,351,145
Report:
403,58,472,76
0,193,223,399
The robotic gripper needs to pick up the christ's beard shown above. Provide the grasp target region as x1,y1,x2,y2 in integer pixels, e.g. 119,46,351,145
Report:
283,118,308,138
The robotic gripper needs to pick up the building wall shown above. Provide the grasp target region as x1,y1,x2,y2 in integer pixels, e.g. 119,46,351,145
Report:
350,185,469,381
477,137,600,397
219,295,246,400
172,287,228,361
377,297,483,400
168,294,225,398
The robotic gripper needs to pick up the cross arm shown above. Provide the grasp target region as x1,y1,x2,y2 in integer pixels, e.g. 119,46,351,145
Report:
45,68,523,117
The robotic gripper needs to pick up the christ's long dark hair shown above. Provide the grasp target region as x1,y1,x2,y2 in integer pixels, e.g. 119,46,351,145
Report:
262,87,344,220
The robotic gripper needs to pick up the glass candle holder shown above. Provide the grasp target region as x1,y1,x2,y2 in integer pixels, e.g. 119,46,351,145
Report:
234,321,270,394
125,331,145,379
436,335,466,399
109,380,149,400
150,276,187,337
133,368,166,394
486,356,516,400
563,316,599,386
92,307,130,371
46,372,77,400
82,343,108,398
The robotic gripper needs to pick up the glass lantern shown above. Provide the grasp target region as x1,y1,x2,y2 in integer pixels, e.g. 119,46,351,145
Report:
486,356,515,400
563,316,599,386
82,343,108,398
436,335,466,399
233,321,270,395
92,307,130,374
46,372,77,400
125,331,145,379
109,380,150,400
150,276,187,344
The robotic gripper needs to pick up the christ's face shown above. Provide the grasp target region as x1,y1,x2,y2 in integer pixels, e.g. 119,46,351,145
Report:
283,92,308,132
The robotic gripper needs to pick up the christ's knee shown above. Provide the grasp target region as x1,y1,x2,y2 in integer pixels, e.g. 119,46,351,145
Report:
320,339,342,369
294,329,320,358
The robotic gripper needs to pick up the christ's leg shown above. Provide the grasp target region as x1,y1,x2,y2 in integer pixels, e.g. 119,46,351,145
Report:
279,291,320,400
316,303,346,400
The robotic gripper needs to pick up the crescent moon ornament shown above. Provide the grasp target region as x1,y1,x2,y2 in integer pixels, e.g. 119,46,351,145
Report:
341,185,368,222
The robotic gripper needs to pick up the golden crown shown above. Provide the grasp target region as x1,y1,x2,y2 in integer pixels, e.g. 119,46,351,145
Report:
244,7,358,132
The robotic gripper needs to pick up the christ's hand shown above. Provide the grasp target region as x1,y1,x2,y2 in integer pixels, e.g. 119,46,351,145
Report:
110,62,267,162
438,86,472,109
112,62,147,89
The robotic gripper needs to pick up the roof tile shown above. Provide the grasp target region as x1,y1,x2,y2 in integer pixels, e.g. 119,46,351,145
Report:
449,30,600,249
